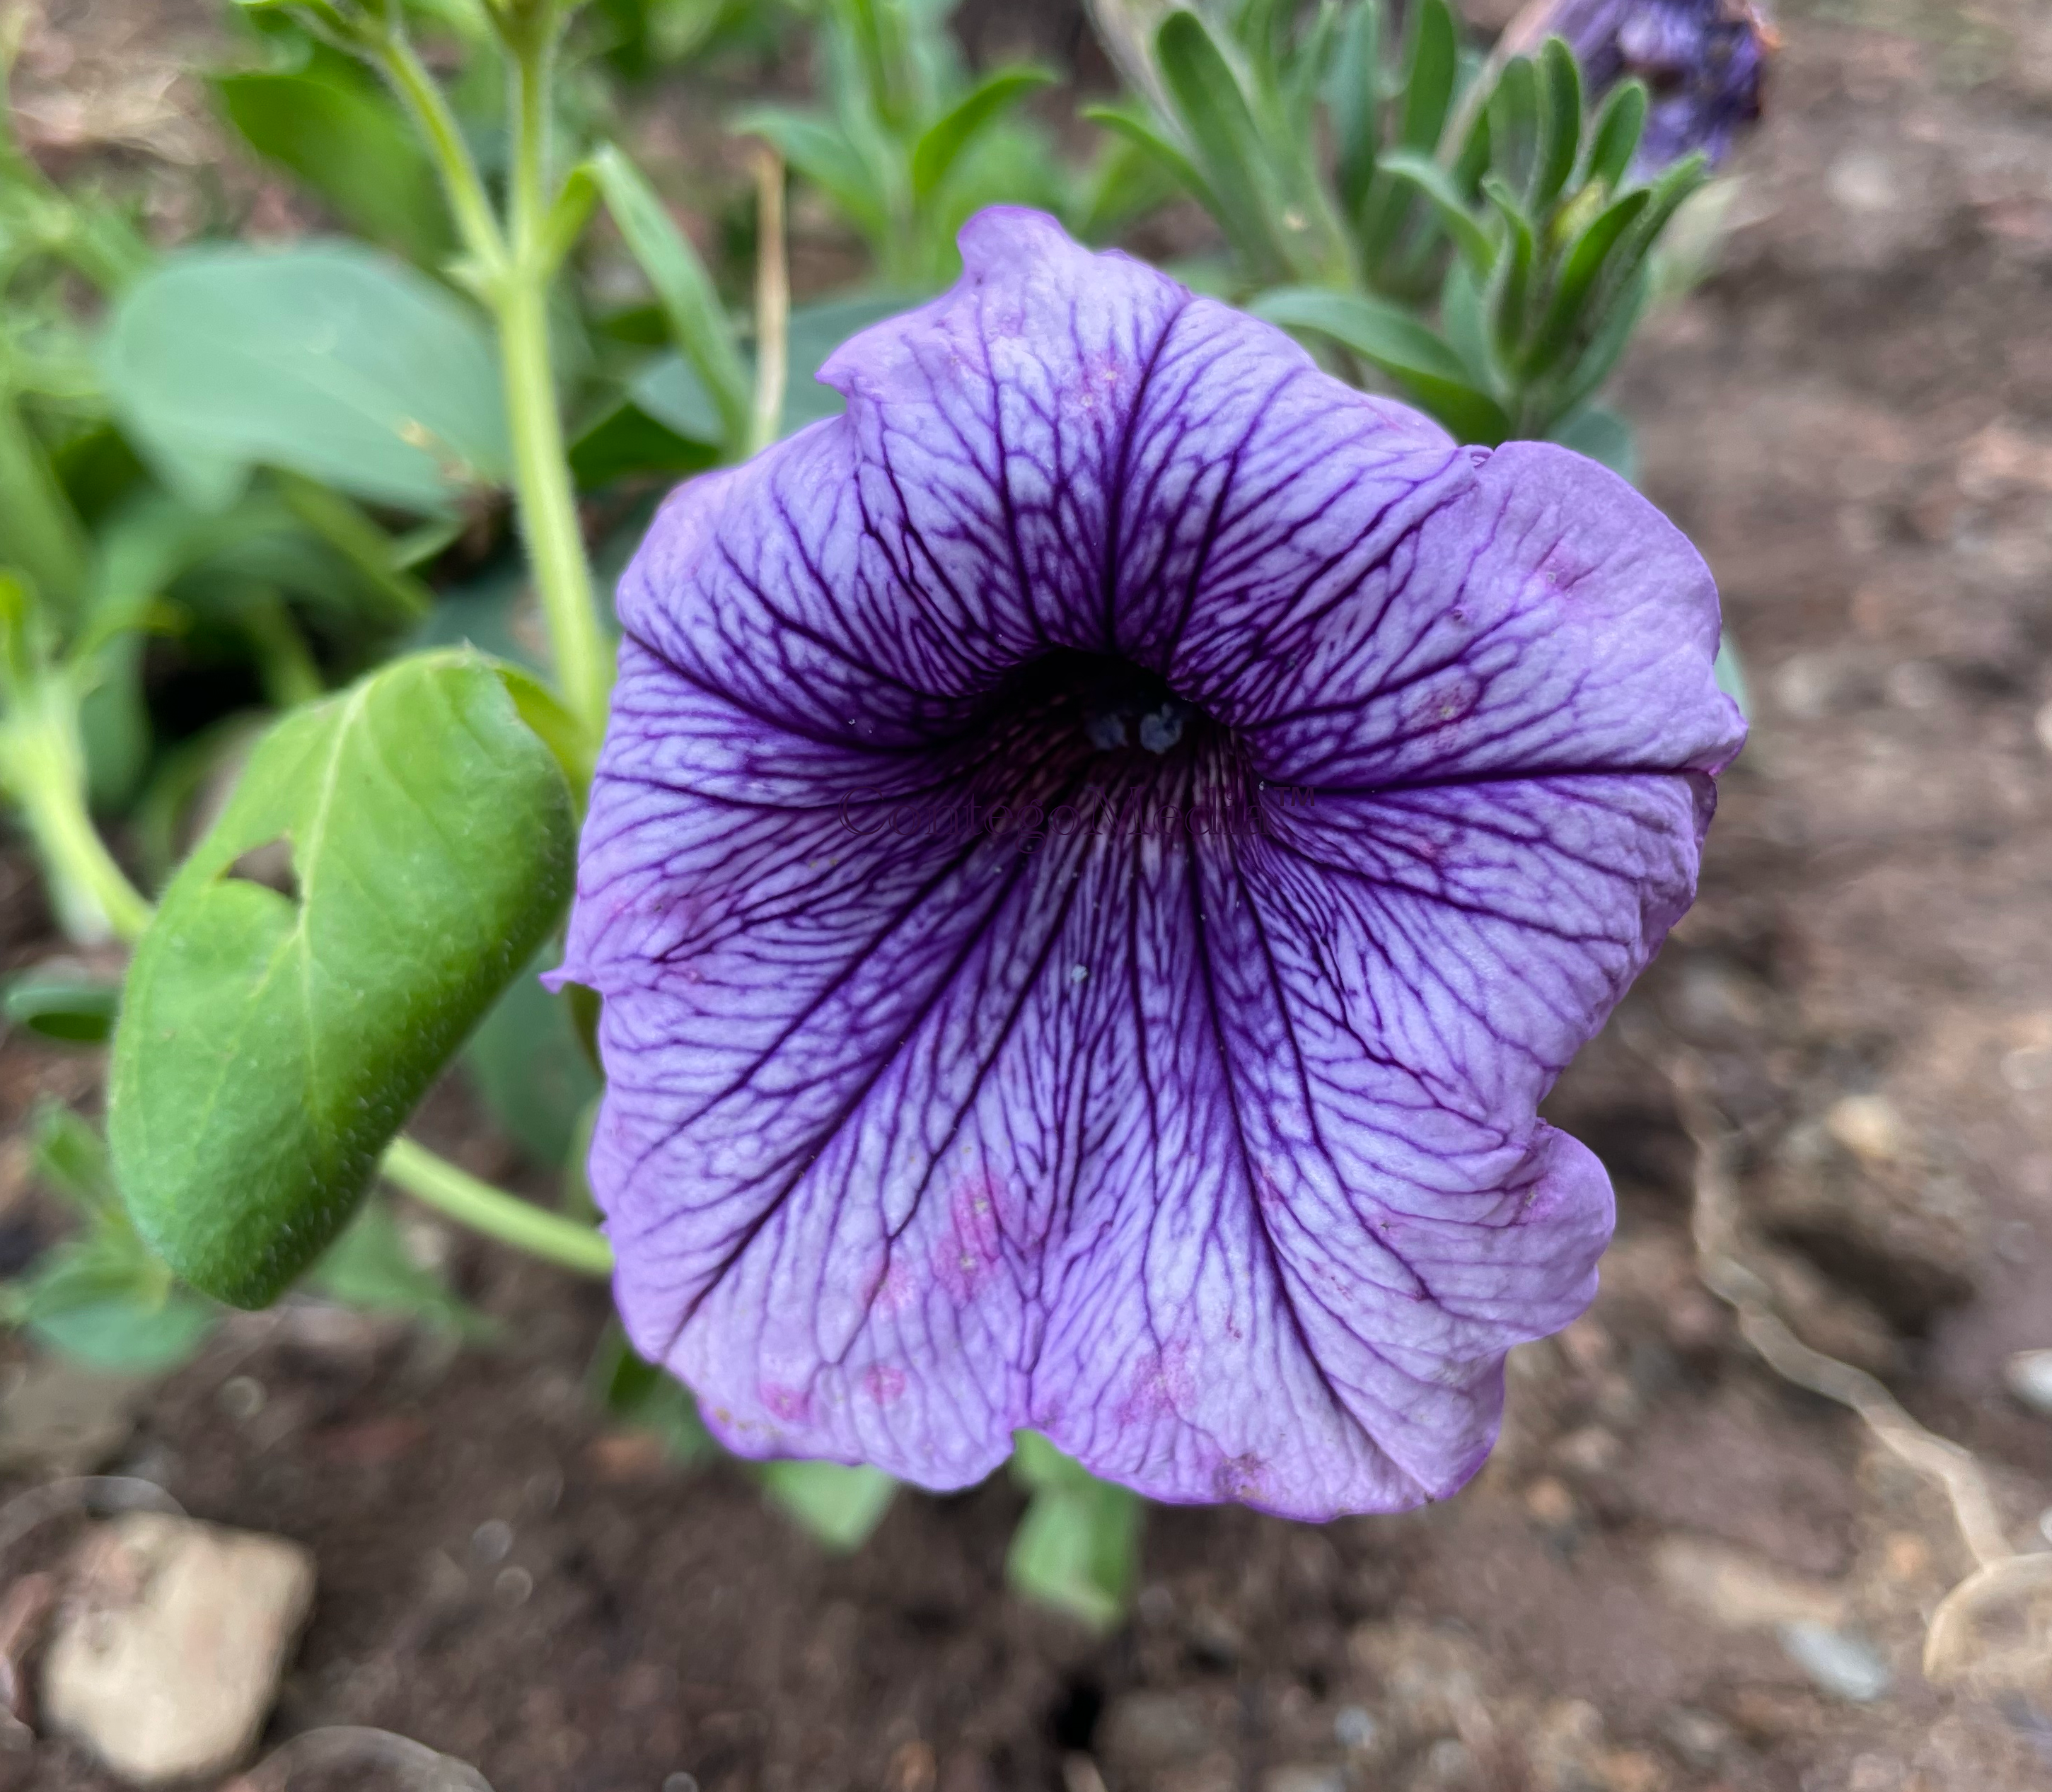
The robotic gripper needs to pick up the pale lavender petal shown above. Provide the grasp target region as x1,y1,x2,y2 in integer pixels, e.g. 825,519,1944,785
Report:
560,207,1744,1518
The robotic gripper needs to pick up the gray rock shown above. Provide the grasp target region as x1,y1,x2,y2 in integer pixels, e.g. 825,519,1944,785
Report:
1777,1621,1891,1704
42,1511,315,1784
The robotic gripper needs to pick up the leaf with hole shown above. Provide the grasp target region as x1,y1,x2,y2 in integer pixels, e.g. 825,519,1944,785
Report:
108,650,577,1308
100,243,509,515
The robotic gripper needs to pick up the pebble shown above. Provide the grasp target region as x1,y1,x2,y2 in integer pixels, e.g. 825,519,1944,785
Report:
2004,1349,2052,1415
1097,1689,1217,1771
42,1513,315,1784
1778,1621,1890,1703
1333,1705,1379,1752
0,1358,149,1476
470,1518,514,1565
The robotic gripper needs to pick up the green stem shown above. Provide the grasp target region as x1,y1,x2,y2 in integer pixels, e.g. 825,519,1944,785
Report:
381,1136,614,1278
499,22,611,741
373,30,506,274
2,697,150,944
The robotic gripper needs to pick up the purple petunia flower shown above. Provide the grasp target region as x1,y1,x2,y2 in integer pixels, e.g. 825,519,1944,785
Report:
1509,0,1778,168
557,209,1744,1520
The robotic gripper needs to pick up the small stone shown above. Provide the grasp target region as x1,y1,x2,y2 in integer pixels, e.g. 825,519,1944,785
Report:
1823,1094,1907,1165
0,1358,149,1476
470,1518,514,1565
1263,1766,1344,1792
493,1566,533,1608
1776,1620,1890,1703
2005,1349,2052,1415
1523,1477,1577,1528
1333,1705,1379,1752
42,1512,315,1784
1098,1690,1217,1772
1659,1708,1734,1771
1410,1738,1477,1789
1650,1537,1845,1631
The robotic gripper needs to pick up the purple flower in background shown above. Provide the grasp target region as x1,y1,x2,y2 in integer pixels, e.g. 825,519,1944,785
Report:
1512,0,1778,168
557,209,1744,1520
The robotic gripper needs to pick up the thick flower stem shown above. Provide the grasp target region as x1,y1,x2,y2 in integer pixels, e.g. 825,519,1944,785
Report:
381,1136,615,1279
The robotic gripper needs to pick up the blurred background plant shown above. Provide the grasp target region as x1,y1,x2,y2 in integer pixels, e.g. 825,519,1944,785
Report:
0,0,1768,1632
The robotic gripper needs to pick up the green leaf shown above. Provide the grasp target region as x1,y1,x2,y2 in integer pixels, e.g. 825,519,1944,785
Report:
108,650,577,1308
1713,632,1751,721
1080,104,1217,223
569,392,721,488
781,293,920,433
1377,149,1493,273
910,66,1054,204
1550,404,1637,482
100,243,509,515
306,1194,491,1336
1355,0,1456,267
1154,9,1292,283
1251,286,1511,443
1005,1433,1142,1631
1325,0,1381,213
736,107,892,245
23,1255,219,1373
762,1460,898,1552
1529,36,1583,217
463,945,603,1166
214,68,453,267
1481,174,1536,357
589,146,750,451
32,1100,120,1219
4,967,119,1044
1546,262,1652,426
1519,185,1649,379
1582,76,1647,192
1486,53,1539,195
588,1320,713,1462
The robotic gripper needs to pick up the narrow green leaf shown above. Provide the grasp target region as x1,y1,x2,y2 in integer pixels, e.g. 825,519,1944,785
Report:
910,66,1054,204
1520,185,1648,379
1396,0,1457,151
1081,104,1217,221
735,107,893,245
1378,149,1493,273
100,243,509,515
1596,150,1712,310
589,146,750,452
1439,255,1494,384
1486,53,1540,196
1582,76,1648,192
1543,262,1653,428
108,651,577,1307
1251,286,1511,443
1324,0,1381,212
1154,9,1292,282
4,969,118,1044
214,68,453,267
1529,36,1583,216
763,1460,897,1551
540,160,601,277
1481,174,1536,359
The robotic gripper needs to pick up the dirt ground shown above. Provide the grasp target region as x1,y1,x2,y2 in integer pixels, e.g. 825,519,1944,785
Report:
4,0,2052,1788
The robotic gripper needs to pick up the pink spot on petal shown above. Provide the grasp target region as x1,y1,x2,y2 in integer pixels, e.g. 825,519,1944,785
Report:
862,1365,906,1404
761,1382,811,1424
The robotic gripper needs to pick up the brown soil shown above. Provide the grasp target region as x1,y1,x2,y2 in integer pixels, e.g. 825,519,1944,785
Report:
4,1,2052,1789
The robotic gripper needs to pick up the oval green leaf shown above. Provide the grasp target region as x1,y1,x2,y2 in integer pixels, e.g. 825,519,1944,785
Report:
108,650,576,1307
100,243,509,515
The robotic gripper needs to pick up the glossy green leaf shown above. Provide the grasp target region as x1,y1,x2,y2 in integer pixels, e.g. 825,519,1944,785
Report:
763,1460,897,1551
589,146,750,450
1251,286,1511,443
2,967,118,1043
214,68,453,266
1006,1431,1142,1630
100,243,509,515
1378,149,1493,272
1582,76,1648,192
911,66,1055,202
1529,36,1583,216
108,650,577,1308
1154,9,1292,282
